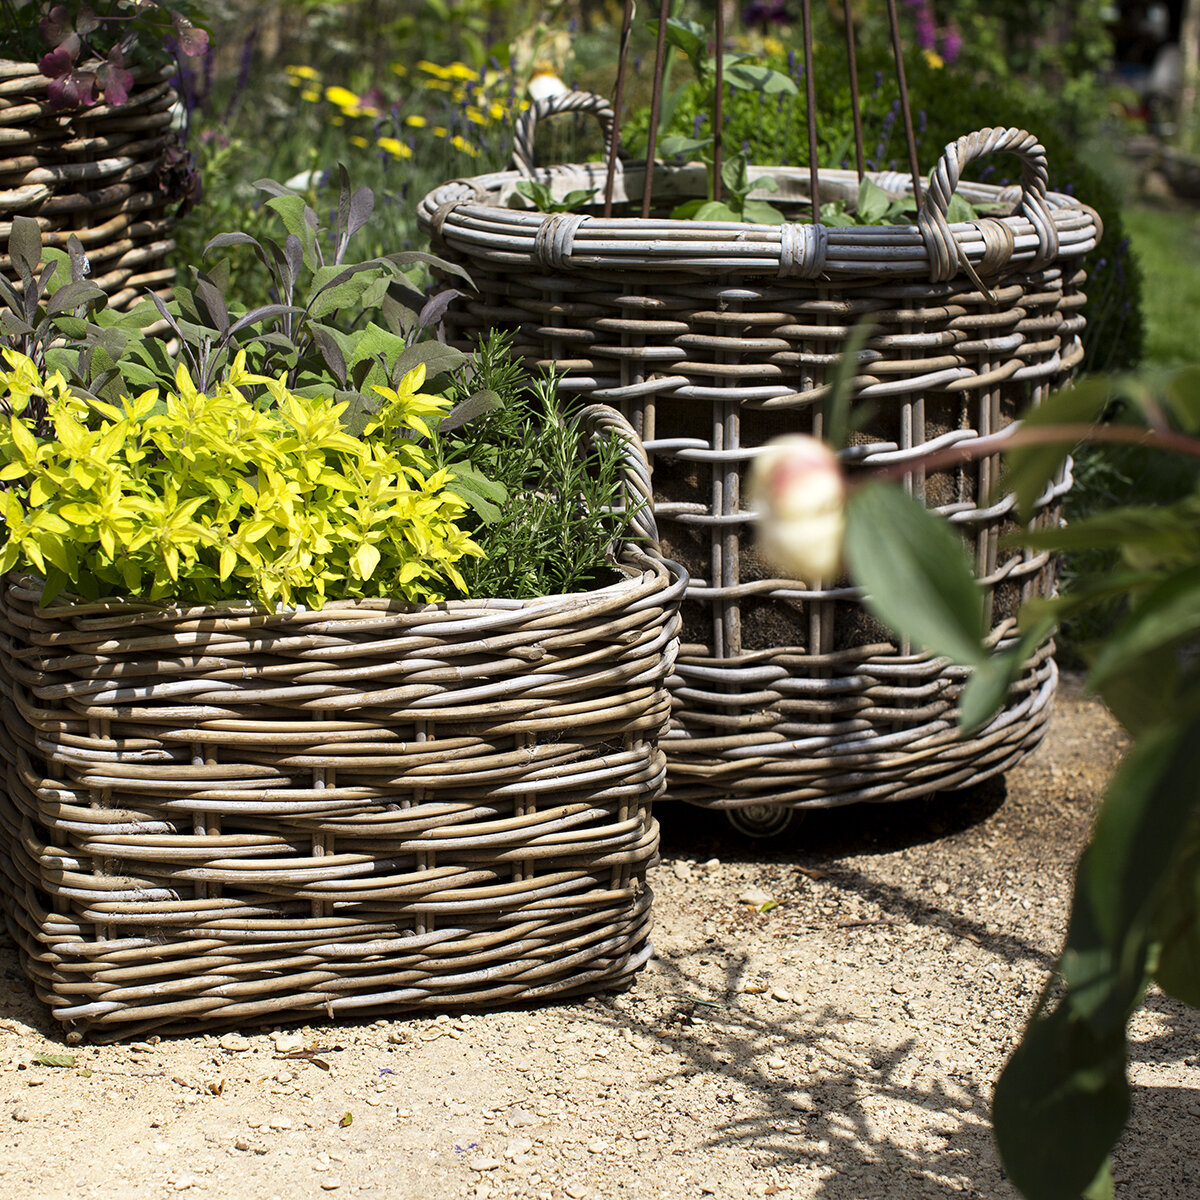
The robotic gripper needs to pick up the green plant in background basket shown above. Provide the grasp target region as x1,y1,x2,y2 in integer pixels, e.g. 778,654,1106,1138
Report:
751,363,1200,1200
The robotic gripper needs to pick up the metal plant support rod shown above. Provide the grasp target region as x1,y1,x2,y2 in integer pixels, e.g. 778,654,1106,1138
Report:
713,0,724,203
603,0,636,217
642,0,672,219
801,0,820,221
886,0,924,206
843,0,865,180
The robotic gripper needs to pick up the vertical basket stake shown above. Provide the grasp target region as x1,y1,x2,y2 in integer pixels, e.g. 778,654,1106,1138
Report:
843,0,866,181
713,0,724,204
801,0,820,221
603,0,636,218
643,0,672,219
885,0,923,206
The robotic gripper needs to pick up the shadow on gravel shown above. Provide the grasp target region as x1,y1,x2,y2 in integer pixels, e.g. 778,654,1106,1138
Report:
657,777,1009,864
584,952,1004,1199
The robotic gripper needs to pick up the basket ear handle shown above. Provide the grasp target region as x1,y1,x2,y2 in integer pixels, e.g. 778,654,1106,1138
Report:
578,404,660,549
917,127,1059,284
511,90,616,178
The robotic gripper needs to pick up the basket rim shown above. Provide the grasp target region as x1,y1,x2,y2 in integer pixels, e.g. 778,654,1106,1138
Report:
418,156,1101,284
2,546,686,631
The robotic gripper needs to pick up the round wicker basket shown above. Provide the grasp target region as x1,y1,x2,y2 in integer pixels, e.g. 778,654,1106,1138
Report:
0,59,187,310
0,405,686,1038
417,95,1102,822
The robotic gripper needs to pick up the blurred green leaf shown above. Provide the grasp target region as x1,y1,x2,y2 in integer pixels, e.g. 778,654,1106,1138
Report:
1089,564,1200,694
844,483,987,667
1003,378,1113,519
1152,818,1200,1007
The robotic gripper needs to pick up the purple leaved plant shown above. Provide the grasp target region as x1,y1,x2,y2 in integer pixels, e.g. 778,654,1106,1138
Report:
29,1,208,109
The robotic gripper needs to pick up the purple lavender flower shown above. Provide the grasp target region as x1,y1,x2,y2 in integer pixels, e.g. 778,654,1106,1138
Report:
743,1,790,30
942,25,963,65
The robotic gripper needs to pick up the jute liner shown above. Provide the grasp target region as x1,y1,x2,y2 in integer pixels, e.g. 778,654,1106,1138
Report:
418,94,1099,820
0,60,186,310
0,406,686,1039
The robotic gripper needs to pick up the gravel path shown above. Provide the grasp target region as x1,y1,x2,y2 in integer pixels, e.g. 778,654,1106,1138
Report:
0,673,1195,1200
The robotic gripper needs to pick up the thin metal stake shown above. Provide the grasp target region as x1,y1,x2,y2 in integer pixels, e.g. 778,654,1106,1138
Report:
713,0,724,203
604,0,636,218
885,0,923,206
843,0,865,181
643,0,672,219
801,0,820,221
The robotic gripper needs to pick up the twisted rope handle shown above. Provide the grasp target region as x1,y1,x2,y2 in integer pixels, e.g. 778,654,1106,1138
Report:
511,90,616,178
917,127,1059,284
579,404,660,550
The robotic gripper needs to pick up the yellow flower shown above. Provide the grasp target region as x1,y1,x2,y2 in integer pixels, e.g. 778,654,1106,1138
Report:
489,101,507,121
922,48,944,69
301,88,321,103
405,114,427,128
465,106,486,125
325,85,360,109
377,136,412,159
432,125,448,138
447,62,479,81
763,35,785,59
422,78,452,92
390,61,408,77
285,64,320,80
349,135,368,148
417,60,452,79
450,135,478,156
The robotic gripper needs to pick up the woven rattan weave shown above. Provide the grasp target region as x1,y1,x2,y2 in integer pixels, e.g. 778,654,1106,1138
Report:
418,100,1097,816
0,403,685,1039
0,61,185,309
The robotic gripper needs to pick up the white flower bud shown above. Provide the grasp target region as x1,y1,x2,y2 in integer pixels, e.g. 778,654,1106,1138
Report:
747,435,846,583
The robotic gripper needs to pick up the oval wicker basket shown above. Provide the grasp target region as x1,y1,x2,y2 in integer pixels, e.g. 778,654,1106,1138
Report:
0,409,685,1040
418,96,1100,820
0,59,187,309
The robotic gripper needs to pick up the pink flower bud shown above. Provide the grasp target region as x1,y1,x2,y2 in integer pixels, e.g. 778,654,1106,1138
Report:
747,435,846,582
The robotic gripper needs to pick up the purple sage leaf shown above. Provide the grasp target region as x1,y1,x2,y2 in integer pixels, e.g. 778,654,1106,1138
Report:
172,14,210,57
38,7,74,48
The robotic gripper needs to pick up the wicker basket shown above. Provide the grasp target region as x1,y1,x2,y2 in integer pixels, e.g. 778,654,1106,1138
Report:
0,60,186,310
417,95,1099,823
0,409,685,1040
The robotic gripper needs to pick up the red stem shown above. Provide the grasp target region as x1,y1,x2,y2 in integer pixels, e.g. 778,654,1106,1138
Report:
860,423,1200,485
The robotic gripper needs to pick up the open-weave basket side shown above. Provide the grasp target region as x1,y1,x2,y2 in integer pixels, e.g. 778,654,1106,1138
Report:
0,551,685,1039
0,60,185,309
417,127,1095,811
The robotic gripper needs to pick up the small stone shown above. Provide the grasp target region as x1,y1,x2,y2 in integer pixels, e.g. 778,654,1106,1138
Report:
468,1156,501,1172
933,880,950,896
506,1107,535,1128
672,861,692,881
234,1139,250,1152
702,858,721,872
268,1116,294,1131
504,1138,534,1159
172,1176,196,1191
320,1178,342,1191
771,988,792,1002
738,887,773,907
130,1041,154,1053
766,1057,786,1070
632,1129,651,1141
698,1183,718,1196
274,1072,294,1084
587,1139,609,1154
11,1107,29,1123
219,1034,250,1053
564,1186,589,1200
272,1032,304,1054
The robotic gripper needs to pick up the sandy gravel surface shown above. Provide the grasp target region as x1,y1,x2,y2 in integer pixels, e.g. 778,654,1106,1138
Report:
0,673,1195,1200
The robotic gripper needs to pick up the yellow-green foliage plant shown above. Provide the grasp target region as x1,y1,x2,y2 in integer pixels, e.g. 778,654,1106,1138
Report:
0,349,479,611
